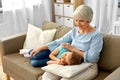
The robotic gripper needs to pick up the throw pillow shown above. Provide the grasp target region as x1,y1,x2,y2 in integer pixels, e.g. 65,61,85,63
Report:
23,24,56,49
41,63,92,78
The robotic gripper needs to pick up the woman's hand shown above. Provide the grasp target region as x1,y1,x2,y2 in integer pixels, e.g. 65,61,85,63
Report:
61,43,73,51
61,43,84,58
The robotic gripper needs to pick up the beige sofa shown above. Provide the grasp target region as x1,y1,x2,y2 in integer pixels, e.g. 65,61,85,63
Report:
0,21,120,80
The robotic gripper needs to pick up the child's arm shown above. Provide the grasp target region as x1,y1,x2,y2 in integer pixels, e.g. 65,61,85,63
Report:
49,48,60,62
47,60,59,65
47,59,66,65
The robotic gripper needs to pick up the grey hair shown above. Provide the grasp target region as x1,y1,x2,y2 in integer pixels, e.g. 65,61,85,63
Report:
73,5,93,22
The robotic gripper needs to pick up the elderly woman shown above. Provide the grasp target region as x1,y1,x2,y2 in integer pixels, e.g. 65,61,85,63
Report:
30,5,103,80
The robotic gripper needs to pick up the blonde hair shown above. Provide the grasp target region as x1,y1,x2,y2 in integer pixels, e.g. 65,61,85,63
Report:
73,5,93,22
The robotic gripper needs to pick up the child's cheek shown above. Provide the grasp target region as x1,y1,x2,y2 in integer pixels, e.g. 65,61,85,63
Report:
60,59,66,64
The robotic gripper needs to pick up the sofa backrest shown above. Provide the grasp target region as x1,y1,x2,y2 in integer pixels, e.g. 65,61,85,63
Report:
98,34,120,72
41,21,71,40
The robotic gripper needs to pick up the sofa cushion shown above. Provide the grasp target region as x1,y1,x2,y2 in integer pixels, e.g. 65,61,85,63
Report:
41,63,92,78
54,25,72,39
41,21,61,40
23,24,41,49
23,24,56,49
41,21,60,30
98,34,120,72
41,21,72,40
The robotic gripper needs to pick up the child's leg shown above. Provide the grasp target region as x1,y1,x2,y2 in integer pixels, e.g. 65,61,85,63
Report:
28,49,33,54
30,58,50,67
19,49,31,54
23,49,33,57
29,49,51,67
30,50,51,60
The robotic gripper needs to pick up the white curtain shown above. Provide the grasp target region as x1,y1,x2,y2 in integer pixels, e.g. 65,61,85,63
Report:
84,0,118,34
0,0,52,38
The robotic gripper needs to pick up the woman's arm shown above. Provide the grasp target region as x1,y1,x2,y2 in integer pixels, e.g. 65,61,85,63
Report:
30,28,74,57
84,33,103,63
46,29,74,52
62,32,103,63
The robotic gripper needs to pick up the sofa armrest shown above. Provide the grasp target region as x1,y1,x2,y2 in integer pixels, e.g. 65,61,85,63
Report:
0,32,26,56
104,67,120,80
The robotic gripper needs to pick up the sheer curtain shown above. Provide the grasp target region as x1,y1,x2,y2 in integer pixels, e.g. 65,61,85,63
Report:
0,0,52,38
84,0,118,34
25,0,52,26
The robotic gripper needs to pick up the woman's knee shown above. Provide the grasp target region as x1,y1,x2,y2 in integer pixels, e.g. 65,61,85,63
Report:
61,63,98,80
42,72,61,80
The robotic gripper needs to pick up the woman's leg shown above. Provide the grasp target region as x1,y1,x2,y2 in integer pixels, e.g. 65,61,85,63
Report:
42,72,61,80
61,63,98,80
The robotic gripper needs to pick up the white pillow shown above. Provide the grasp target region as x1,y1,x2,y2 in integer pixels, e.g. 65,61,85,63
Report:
41,63,92,78
23,24,56,49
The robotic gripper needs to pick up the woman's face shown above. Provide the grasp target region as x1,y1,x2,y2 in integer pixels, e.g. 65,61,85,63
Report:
74,16,89,29
60,52,73,65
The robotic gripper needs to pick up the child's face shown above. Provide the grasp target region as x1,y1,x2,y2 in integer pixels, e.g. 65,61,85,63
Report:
60,52,73,65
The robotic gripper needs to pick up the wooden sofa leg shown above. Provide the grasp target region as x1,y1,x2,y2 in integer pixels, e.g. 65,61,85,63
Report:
5,74,10,80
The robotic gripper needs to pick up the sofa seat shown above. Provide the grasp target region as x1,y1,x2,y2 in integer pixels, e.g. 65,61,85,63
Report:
3,52,111,80
2,53,44,80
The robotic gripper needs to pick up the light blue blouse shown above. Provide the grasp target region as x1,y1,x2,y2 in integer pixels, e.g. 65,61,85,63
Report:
46,27,103,63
